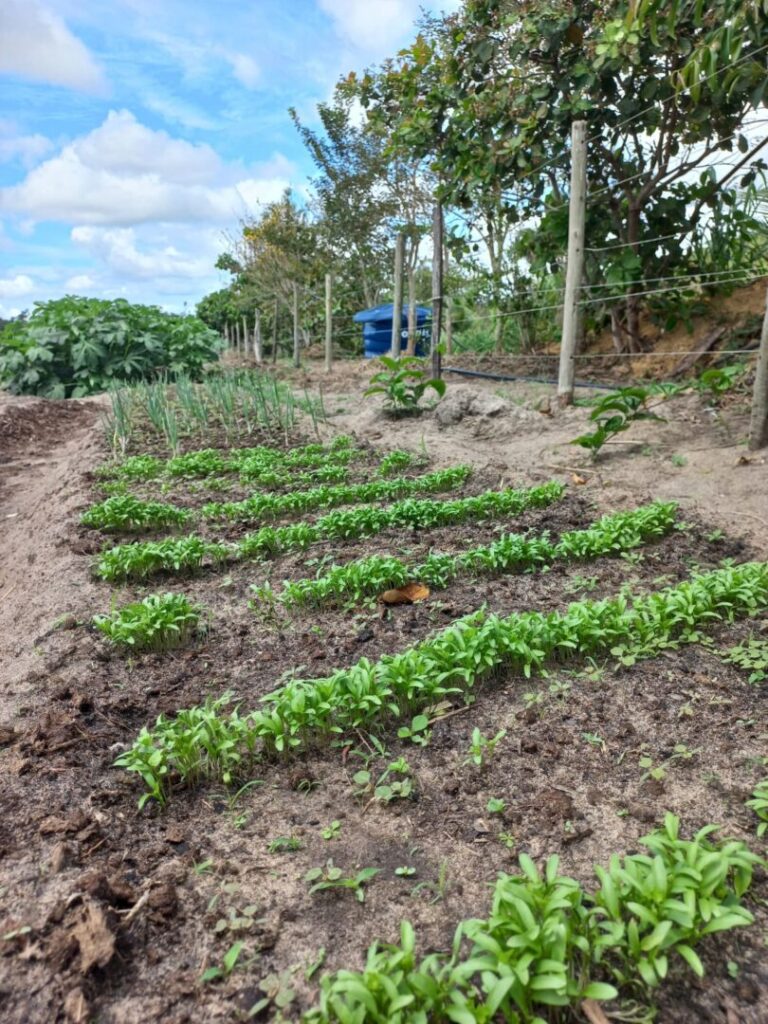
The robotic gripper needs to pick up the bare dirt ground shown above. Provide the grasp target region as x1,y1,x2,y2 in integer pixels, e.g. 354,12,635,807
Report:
0,372,767,1024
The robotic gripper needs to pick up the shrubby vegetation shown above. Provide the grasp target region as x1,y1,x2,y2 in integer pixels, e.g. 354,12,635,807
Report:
0,296,221,398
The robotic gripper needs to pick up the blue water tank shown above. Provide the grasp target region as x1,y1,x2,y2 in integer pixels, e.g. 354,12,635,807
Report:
353,303,430,358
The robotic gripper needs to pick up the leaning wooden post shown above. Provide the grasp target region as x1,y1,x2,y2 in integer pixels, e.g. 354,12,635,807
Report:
557,119,587,407
272,299,279,364
325,273,333,373
242,316,249,358
254,311,262,364
430,202,444,381
292,282,301,369
391,232,405,357
748,285,768,449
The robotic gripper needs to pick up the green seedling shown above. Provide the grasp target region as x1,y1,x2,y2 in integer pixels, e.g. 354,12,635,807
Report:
364,355,446,415
82,495,191,532
721,636,768,683
572,386,666,457
304,861,380,903
247,971,296,1017
268,501,677,609
397,714,431,747
118,563,768,806
487,797,506,814
395,866,416,877
200,941,246,984
353,759,414,804
465,727,507,768
321,820,341,841
93,592,201,651
268,836,303,853
746,780,768,837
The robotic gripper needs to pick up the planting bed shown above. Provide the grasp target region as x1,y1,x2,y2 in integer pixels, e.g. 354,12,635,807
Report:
1,392,767,1024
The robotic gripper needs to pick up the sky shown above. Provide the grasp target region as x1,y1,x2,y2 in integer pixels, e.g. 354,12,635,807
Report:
0,0,459,318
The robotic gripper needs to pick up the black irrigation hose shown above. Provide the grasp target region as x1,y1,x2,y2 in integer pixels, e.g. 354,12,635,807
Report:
442,366,618,390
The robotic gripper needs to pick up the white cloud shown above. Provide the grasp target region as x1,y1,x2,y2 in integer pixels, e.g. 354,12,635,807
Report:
0,110,292,226
227,52,260,89
65,273,95,290
71,226,215,280
73,110,222,184
0,273,35,298
0,127,54,168
0,0,107,93
318,0,425,51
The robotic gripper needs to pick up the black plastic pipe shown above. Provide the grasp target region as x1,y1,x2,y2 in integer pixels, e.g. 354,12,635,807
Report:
442,366,618,390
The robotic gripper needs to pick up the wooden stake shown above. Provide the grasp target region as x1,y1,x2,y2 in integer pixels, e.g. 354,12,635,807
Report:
557,119,587,407
325,273,333,373
242,316,248,357
406,268,416,356
292,282,300,369
430,202,443,380
254,311,262,364
272,299,278,364
391,233,404,357
749,284,768,450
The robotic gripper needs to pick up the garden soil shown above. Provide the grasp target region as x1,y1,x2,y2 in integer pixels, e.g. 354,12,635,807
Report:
0,377,767,1024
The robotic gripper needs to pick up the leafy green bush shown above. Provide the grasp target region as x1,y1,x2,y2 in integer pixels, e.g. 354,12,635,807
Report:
365,355,446,415
572,387,664,456
93,593,202,651
0,296,222,398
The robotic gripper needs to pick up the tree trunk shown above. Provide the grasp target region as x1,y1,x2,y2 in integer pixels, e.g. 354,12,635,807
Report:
624,203,643,354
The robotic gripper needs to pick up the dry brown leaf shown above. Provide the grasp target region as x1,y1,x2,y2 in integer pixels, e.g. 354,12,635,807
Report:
571,473,588,485
581,999,611,1024
379,582,430,605
72,901,115,973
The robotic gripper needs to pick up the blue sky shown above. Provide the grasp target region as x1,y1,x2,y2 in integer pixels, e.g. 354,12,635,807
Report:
0,0,458,317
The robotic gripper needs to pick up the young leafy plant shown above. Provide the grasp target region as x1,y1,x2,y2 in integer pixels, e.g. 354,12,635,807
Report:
304,861,380,903
81,495,191,532
364,355,446,415
117,562,768,806
572,386,665,456
93,592,202,651
746,779,768,837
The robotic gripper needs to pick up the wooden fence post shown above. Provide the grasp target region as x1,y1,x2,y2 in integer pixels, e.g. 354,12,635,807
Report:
748,285,768,449
292,283,301,369
430,202,443,381
557,119,587,407
325,273,333,373
391,233,404,357
272,299,279,364
242,316,248,358
254,311,262,364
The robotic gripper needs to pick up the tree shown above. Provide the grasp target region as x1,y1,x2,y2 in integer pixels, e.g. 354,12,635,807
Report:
289,93,394,310
354,0,768,351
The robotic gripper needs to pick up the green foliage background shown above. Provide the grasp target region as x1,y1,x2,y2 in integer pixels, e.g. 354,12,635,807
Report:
0,296,222,398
